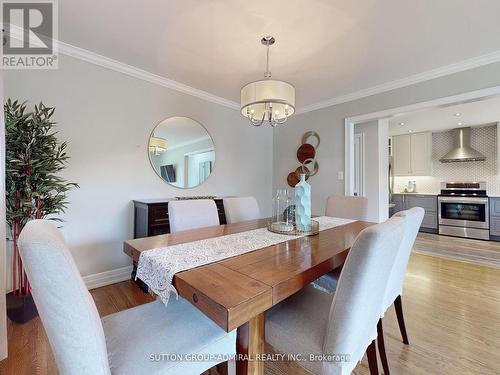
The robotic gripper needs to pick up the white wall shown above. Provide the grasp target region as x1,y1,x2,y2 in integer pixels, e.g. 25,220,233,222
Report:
3,55,273,277
354,120,388,222
273,61,500,216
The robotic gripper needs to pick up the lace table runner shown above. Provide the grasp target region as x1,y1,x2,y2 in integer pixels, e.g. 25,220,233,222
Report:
136,216,355,306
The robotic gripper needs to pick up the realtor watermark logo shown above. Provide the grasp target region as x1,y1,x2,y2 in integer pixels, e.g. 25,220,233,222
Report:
1,0,58,69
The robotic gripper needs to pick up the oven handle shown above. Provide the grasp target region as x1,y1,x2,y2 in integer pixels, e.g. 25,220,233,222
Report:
438,196,489,204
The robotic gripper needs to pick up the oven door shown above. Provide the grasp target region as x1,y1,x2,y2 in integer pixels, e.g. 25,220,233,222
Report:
438,196,489,229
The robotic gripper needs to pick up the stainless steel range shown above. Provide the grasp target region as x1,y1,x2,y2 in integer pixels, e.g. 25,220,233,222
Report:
438,182,489,240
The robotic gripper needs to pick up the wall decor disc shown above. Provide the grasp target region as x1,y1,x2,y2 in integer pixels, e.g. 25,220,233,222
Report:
297,143,316,164
287,172,300,187
295,165,310,180
301,131,320,149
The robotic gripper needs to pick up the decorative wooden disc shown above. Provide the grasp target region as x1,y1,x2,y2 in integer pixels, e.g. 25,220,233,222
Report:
295,166,310,180
287,172,300,187
297,143,315,164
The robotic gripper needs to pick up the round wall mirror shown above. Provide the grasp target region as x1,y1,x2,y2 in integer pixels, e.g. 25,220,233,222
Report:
148,117,215,188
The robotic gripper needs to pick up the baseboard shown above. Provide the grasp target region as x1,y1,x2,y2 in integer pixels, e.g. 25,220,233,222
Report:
419,227,438,234
82,266,133,290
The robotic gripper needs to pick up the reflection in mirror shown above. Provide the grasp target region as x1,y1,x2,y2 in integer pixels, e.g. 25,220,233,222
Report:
149,117,215,188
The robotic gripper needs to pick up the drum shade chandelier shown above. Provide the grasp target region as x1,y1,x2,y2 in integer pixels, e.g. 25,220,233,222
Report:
149,136,167,155
240,36,295,127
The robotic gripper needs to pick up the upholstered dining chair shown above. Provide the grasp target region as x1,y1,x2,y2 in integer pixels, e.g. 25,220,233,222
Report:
314,195,369,292
266,215,406,375
223,196,261,224
325,195,369,220
382,207,424,342
168,199,219,233
18,220,236,375
372,207,424,375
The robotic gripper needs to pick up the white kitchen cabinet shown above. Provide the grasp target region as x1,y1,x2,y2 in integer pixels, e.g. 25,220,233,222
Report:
393,133,411,175
392,132,432,176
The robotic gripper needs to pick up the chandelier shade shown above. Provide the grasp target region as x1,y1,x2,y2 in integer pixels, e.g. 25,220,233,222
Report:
240,79,295,121
149,136,167,154
240,36,296,127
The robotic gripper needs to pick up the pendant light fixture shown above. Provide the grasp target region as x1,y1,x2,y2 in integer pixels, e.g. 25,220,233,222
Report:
240,36,295,127
149,136,167,155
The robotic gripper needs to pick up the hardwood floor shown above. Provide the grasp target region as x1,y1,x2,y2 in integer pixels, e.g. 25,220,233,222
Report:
414,232,500,268
2,236,500,374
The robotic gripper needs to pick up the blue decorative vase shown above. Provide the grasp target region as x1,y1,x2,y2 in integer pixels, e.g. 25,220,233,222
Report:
295,173,311,231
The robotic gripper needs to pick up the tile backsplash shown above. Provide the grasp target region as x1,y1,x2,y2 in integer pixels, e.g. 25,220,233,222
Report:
394,124,500,195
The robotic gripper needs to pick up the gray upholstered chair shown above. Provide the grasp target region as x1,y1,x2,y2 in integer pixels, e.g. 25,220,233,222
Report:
223,196,261,224
314,195,369,293
266,216,405,375
18,220,236,375
168,199,219,233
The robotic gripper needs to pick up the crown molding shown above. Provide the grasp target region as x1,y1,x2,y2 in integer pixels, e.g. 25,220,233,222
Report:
297,49,500,114
57,41,241,110
4,24,238,109
6,24,500,114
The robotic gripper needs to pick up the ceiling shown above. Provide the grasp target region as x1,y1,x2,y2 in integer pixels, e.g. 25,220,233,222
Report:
389,95,500,135
60,1,500,109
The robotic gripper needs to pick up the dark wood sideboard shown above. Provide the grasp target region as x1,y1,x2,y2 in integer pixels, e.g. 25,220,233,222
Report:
131,198,228,291
133,198,227,239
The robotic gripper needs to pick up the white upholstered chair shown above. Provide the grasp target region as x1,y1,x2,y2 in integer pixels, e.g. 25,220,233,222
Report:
372,207,424,375
18,220,236,375
325,195,369,220
266,216,405,375
382,207,424,343
314,195,369,292
223,197,261,224
168,199,219,233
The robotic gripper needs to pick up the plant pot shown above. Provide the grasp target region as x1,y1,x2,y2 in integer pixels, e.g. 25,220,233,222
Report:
6,290,38,324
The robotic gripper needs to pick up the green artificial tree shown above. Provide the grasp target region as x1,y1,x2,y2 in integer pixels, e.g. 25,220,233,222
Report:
4,99,78,305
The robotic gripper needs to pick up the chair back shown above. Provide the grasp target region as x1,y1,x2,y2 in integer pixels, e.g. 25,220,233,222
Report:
323,216,405,370
325,195,368,220
168,199,219,232
223,197,260,224
382,207,424,311
18,220,111,375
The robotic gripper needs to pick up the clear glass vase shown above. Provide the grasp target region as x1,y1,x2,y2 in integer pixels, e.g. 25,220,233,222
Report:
271,189,294,232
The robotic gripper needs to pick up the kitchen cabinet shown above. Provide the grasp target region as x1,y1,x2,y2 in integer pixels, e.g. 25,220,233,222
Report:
391,194,437,233
489,197,500,239
392,132,432,176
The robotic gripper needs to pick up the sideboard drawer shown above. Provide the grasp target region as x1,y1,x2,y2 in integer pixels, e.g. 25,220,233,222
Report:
149,204,169,225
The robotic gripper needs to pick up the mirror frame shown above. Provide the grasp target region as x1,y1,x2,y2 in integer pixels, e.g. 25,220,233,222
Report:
147,116,216,189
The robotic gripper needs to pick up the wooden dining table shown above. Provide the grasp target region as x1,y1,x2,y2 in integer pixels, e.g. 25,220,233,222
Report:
123,218,372,375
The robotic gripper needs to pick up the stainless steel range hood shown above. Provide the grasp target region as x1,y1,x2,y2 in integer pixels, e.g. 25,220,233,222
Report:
439,127,486,163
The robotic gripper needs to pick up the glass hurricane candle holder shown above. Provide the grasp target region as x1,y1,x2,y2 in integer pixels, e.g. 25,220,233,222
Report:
271,188,294,232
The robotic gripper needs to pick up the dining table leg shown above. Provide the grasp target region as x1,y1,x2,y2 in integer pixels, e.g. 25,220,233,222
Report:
236,312,265,375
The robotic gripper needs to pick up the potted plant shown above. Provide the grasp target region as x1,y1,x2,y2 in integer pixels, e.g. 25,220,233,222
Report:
4,99,79,323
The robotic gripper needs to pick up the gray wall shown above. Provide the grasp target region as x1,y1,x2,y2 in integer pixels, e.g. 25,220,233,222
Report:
273,61,500,215
4,55,274,277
